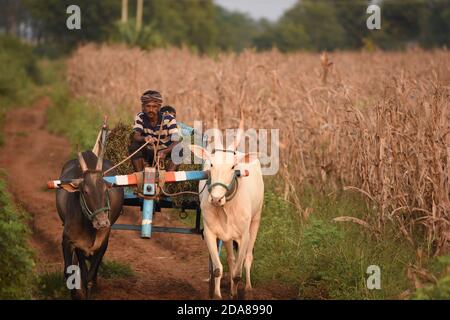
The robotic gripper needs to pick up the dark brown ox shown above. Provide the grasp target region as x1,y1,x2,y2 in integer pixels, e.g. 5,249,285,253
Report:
56,149,123,299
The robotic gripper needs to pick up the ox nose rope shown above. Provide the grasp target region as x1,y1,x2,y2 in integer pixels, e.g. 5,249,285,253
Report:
79,189,111,221
207,172,239,202
103,140,151,176
207,149,240,202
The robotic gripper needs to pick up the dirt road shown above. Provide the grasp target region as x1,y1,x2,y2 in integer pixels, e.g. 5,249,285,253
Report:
0,98,296,300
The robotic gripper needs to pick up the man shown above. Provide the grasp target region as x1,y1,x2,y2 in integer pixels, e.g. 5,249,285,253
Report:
129,90,179,172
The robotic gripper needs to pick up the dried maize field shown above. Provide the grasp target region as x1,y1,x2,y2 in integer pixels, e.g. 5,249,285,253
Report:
67,44,450,255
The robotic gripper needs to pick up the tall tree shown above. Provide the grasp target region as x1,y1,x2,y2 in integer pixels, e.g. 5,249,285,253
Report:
121,0,128,24
256,0,347,51
419,0,450,48
370,0,429,49
214,6,259,52
24,0,120,51
136,0,143,31
182,0,217,53
332,0,370,49
0,0,24,35
144,0,217,53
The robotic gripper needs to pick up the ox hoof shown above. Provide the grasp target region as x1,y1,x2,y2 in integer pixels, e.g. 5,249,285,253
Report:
87,281,97,299
71,289,83,300
244,288,254,300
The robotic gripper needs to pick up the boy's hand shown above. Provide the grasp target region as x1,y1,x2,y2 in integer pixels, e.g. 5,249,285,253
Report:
157,149,168,160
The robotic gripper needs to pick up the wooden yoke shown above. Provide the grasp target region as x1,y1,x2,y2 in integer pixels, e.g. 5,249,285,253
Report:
47,170,248,190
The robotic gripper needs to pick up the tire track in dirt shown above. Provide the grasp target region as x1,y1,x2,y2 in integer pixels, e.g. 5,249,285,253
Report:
0,98,296,300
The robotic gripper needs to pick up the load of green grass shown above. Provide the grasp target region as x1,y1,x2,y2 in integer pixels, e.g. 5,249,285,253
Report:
105,122,134,175
164,162,202,208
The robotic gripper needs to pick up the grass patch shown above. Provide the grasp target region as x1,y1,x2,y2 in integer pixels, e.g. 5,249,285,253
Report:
0,35,40,109
0,35,44,146
173,180,424,299
35,260,135,299
251,182,420,300
252,188,303,285
35,271,69,300
44,59,132,156
37,54,102,154
0,39,66,146
99,260,135,279
413,254,450,300
46,83,102,153
0,175,35,299
36,59,66,87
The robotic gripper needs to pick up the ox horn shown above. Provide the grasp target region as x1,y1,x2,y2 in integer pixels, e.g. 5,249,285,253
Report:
96,117,108,172
232,109,244,151
78,152,88,173
96,143,104,171
213,116,219,129
212,115,223,149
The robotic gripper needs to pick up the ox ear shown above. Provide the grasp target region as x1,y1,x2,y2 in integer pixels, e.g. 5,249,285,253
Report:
188,145,210,162
236,152,260,164
60,179,82,193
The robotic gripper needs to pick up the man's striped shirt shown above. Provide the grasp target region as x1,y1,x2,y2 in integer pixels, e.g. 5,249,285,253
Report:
133,112,179,150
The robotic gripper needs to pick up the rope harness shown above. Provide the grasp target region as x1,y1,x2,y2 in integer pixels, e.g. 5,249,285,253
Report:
103,140,150,176
206,149,239,201
207,172,239,202
79,189,111,221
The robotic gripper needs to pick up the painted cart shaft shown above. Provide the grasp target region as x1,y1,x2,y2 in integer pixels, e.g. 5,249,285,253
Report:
47,167,248,239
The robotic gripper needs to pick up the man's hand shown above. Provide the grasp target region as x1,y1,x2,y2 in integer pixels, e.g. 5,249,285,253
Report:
144,136,155,144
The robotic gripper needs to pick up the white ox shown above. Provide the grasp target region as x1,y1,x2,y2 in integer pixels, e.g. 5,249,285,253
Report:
188,117,264,299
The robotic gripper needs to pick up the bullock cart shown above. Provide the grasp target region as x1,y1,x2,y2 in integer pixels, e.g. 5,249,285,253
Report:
46,121,250,298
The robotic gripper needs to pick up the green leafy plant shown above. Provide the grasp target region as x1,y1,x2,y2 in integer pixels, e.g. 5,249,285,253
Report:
413,254,450,300
0,177,35,299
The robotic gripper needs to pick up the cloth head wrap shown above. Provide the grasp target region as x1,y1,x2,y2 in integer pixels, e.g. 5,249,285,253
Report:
141,91,162,105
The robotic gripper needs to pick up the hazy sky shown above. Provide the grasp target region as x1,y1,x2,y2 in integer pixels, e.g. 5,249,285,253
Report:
215,0,297,21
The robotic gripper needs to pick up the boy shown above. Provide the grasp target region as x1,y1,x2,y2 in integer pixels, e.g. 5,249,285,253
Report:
160,105,176,118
